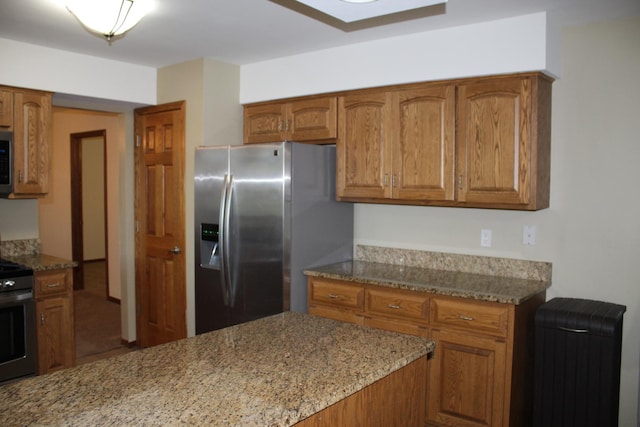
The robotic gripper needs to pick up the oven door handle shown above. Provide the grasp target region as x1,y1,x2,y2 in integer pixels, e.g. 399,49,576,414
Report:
0,290,33,306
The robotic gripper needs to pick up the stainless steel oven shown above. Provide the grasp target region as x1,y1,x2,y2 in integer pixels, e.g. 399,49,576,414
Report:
0,259,36,384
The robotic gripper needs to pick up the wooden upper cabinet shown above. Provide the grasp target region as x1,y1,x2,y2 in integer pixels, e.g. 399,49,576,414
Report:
337,92,392,199
244,102,287,143
289,97,337,141
12,89,51,196
337,84,455,202
0,90,13,128
393,85,455,201
243,96,337,144
457,74,552,210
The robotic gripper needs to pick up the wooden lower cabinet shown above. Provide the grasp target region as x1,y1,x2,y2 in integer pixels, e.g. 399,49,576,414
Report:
295,356,427,427
307,276,544,427
427,329,507,426
34,268,75,375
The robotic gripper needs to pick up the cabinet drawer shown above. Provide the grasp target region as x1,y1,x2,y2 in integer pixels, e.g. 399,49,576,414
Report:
308,305,364,326
364,316,428,338
35,269,72,298
366,288,429,322
430,297,511,337
308,278,364,310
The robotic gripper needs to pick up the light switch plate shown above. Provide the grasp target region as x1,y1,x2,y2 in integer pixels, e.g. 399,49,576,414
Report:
480,229,492,247
523,225,537,245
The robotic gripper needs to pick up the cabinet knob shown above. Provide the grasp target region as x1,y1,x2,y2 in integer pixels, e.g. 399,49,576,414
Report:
387,304,401,310
328,293,340,299
458,314,474,321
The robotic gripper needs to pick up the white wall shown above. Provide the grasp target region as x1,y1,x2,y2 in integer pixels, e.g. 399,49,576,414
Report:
239,14,640,425
0,38,156,104
240,13,551,103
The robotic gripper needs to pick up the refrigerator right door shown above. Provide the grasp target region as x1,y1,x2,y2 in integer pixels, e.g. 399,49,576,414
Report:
226,142,286,326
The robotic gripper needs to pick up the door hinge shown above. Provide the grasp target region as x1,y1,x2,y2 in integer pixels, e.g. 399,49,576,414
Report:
136,135,141,147
136,220,140,233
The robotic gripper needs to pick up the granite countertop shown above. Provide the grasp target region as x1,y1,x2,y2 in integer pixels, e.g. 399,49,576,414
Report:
304,260,550,305
0,312,433,427
5,253,77,271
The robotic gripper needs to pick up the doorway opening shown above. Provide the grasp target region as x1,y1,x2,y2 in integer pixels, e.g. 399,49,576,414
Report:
70,130,110,297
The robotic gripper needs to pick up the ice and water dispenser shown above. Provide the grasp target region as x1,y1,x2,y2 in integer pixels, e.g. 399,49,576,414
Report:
200,223,221,270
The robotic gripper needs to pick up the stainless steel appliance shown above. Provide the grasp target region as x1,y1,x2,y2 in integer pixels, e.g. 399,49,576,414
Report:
0,258,37,384
0,131,14,196
195,142,353,334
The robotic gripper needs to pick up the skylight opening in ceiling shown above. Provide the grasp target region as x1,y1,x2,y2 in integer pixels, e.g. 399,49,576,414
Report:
296,0,447,23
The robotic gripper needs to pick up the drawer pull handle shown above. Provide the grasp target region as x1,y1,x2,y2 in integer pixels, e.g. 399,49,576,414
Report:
459,315,474,321
387,304,401,309
328,293,340,299
47,282,61,288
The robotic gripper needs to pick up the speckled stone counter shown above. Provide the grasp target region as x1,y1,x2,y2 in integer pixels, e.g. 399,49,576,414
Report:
304,260,550,304
0,312,433,427
5,252,77,271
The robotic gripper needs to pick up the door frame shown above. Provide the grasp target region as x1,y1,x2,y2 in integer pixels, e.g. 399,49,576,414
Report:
70,130,110,300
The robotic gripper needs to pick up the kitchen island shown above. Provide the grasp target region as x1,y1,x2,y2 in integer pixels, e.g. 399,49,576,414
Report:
0,311,433,426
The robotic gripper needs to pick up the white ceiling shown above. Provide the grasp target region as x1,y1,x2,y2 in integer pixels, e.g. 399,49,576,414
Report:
1,0,639,68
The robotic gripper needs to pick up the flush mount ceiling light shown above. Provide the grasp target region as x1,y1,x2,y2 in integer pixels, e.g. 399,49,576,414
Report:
296,0,447,23
66,0,152,42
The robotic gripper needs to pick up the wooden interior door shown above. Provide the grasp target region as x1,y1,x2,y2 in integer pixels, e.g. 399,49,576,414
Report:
134,101,186,347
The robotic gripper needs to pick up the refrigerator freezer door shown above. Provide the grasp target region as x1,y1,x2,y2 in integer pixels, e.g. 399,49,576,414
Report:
194,146,229,334
227,142,286,325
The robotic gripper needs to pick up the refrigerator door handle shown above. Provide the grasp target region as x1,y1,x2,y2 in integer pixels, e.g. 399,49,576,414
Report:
223,174,234,308
219,174,230,307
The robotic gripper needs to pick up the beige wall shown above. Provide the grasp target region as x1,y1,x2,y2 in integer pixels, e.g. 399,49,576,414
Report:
81,136,106,261
157,58,241,337
40,108,124,300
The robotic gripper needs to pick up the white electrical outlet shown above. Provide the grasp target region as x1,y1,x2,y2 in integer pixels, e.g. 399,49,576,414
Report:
523,225,537,245
480,229,492,247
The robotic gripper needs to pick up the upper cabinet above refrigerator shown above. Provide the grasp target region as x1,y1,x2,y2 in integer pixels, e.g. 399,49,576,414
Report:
243,96,337,144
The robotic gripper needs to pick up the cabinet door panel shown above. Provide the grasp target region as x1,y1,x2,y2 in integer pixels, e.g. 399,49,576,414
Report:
243,103,287,144
0,90,12,128
289,97,337,141
337,92,392,199
13,90,50,195
36,296,74,375
428,329,508,427
457,77,531,206
394,85,455,201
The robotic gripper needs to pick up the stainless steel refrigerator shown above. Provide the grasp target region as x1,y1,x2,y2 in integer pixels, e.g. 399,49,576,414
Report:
194,142,353,334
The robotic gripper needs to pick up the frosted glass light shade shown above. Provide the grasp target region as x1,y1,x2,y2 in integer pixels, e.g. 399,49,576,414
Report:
66,0,151,40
